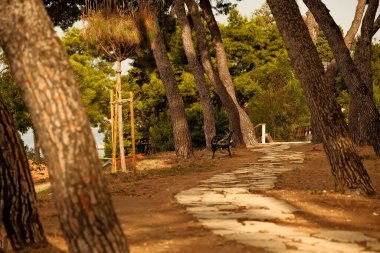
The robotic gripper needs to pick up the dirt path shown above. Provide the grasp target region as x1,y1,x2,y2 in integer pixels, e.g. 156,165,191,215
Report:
175,143,380,253
34,143,380,253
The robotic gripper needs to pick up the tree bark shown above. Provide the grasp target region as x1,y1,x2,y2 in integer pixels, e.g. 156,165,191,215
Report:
116,60,126,172
268,0,375,195
185,0,246,146
174,0,216,150
0,1,130,252
305,1,366,144
304,0,380,156
351,0,378,145
0,95,48,251
305,11,323,144
324,0,366,86
198,0,257,146
140,1,193,158
33,128,41,160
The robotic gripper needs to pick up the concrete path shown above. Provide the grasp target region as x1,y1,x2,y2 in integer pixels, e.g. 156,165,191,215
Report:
175,143,380,253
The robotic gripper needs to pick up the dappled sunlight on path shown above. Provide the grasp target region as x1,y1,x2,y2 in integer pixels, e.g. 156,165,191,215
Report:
175,143,380,253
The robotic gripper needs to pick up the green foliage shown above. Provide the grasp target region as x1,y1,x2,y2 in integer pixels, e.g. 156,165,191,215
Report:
245,56,310,141
82,12,141,60
0,54,32,133
61,28,114,126
222,7,310,141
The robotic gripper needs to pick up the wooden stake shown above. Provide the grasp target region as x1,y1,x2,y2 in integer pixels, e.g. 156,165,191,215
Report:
110,90,117,173
130,91,136,174
116,60,126,172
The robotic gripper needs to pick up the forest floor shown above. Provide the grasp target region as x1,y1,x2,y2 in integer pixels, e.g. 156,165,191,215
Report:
29,142,380,253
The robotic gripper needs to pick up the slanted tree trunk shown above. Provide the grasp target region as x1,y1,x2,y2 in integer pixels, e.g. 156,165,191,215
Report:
305,10,323,143
116,60,126,172
0,1,130,252
185,0,245,146
305,0,366,144
198,0,257,146
140,1,193,158
174,0,216,149
351,0,378,145
304,0,380,156
0,96,48,251
268,0,374,195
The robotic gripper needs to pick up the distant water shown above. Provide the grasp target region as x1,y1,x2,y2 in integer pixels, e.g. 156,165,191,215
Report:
21,128,105,158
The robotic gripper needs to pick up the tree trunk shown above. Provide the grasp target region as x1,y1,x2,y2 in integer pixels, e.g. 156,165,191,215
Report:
0,95,48,251
198,0,257,146
116,60,126,172
268,0,374,195
305,11,323,143
174,0,216,150
140,1,193,158
185,0,247,146
0,1,130,252
33,128,41,160
304,0,380,156
351,0,377,145
306,1,366,144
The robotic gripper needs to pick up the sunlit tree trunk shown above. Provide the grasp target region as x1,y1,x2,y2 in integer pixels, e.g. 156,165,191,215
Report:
185,0,246,146
116,60,126,172
0,1,130,252
199,0,257,146
140,1,193,158
0,95,48,251
174,0,216,149
304,0,380,156
268,0,374,195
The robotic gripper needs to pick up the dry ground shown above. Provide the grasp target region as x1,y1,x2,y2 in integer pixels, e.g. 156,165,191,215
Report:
27,143,380,252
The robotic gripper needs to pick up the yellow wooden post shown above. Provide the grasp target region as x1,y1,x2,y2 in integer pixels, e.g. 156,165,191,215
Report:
130,91,136,174
110,90,117,173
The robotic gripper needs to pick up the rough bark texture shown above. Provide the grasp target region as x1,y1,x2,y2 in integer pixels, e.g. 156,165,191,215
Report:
306,0,366,144
141,1,193,158
351,0,378,145
0,1,130,252
305,11,323,144
199,0,257,146
268,0,375,195
304,0,380,156
0,95,48,251
174,0,216,150
324,0,366,86
116,60,126,172
185,0,245,146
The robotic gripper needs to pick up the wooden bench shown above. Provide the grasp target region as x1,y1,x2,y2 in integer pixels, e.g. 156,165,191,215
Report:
211,131,233,159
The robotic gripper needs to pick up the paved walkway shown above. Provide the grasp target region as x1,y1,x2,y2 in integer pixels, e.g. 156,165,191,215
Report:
175,143,380,253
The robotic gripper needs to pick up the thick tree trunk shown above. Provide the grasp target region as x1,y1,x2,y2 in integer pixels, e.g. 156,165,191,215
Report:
268,0,374,195
0,1,130,252
0,96,48,251
304,0,380,156
174,0,216,150
305,1,366,144
198,0,257,146
141,1,193,158
305,11,323,144
185,0,247,146
116,60,126,172
351,0,377,145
